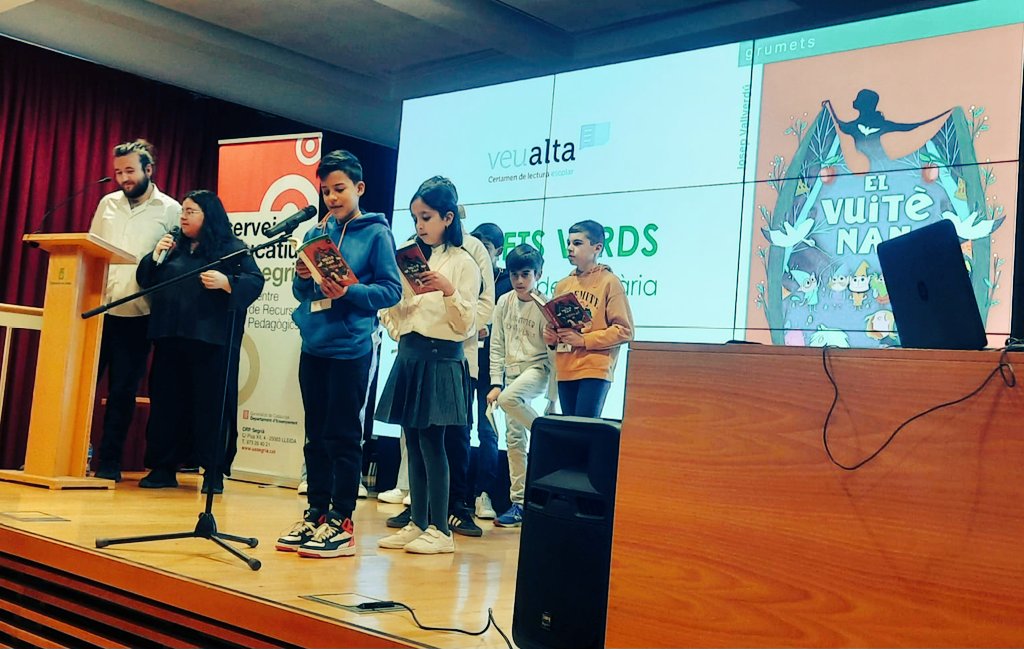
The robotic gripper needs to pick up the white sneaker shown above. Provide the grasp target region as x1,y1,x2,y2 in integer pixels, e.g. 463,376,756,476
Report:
358,483,368,498
475,492,497,519
377,487,406,504
404,525,456,554
378,522,424,549
402,493,411,506
297,480,308,495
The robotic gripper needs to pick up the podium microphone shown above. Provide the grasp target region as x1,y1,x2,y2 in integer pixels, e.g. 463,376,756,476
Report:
155,226,182,266
28,176,114,247
263,205,317,237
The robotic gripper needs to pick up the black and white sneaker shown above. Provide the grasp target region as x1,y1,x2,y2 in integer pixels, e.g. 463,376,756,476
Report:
387,506,412,529
448,509,483,537
298,513,356,558
275,509,323,552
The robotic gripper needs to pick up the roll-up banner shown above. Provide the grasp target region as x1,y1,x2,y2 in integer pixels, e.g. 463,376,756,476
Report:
218,133,322,485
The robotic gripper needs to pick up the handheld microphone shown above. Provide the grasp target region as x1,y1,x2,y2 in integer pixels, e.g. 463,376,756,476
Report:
263,205,318,237
28,176,114,247
155,226,182,266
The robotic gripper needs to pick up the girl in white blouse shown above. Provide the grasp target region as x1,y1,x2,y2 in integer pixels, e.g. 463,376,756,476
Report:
375,176,480,554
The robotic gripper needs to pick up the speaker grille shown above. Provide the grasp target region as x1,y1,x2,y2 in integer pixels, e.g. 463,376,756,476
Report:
513,416,621,649
576,496,607,520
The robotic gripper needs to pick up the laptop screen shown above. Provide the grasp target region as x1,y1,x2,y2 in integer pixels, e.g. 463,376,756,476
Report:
876,220,988,350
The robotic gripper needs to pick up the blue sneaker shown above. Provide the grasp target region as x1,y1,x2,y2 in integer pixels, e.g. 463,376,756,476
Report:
494,503,523,527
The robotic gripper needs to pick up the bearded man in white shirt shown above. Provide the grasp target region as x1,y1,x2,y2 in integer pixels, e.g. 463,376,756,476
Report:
89,139,180,482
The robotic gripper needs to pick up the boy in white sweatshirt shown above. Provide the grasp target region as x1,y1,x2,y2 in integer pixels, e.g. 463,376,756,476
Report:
487,244,553,527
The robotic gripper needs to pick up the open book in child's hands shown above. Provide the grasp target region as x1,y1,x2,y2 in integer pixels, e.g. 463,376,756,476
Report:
395,239,438,294
530,291,591,330
296,234,359,287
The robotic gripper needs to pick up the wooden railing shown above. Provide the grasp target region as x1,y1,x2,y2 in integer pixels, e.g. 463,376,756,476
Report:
0,303,43,428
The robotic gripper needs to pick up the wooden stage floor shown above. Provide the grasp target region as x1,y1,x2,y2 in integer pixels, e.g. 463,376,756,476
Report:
0,474,521,648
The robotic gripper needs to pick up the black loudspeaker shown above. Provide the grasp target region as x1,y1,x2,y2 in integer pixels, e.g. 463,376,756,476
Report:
512,415,621,649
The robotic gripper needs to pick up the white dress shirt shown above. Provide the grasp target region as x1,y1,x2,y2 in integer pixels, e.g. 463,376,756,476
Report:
89,184,180,317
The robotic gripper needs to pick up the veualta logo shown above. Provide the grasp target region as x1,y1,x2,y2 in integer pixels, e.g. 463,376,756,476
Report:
487,122,611,170
579,122,611,149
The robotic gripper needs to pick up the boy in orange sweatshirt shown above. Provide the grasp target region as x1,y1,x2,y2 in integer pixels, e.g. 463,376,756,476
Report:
543,220,634,417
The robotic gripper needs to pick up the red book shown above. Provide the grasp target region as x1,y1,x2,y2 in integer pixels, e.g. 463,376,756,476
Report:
530,291,591,330
395,239,438,294
296,234,359,286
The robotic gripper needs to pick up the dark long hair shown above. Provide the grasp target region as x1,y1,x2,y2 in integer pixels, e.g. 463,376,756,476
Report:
410,176,463,247
183,189,240,258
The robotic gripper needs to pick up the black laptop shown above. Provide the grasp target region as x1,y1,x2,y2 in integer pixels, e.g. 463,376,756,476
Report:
876,219,987,350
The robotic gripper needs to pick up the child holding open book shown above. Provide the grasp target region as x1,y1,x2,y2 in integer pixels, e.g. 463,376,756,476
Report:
544,220,634,418
275,150,402,558
375,176,480,555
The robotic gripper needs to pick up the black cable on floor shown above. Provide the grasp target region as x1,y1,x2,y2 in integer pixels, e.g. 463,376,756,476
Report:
358,601,513,649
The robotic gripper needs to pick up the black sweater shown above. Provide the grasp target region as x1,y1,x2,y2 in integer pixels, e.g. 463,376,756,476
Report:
136,238,264,347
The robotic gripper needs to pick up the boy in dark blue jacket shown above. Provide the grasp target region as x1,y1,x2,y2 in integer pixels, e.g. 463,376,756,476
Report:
276,150,402,558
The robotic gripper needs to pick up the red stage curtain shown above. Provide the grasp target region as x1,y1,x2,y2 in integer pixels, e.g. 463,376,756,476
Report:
0,36,219,469
0,36,397,471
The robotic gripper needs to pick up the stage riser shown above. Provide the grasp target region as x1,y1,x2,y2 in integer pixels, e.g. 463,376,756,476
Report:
0,553,298,649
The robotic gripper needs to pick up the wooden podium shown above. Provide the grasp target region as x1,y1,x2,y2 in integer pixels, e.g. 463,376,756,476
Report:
0,233,135,489
608,342,1024,646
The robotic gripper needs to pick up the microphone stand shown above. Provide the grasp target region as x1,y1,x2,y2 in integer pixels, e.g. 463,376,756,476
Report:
91,232,293,571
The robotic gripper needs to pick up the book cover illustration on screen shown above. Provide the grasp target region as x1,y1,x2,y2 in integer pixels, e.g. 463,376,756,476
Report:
296,234,359,287
395,239,437,294
746,25,1020,349
531,291,592,330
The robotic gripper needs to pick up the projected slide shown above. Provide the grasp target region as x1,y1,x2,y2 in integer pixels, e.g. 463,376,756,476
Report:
395,76,556,204
379,0,1024,425
544,44,755,196
748,11,1023,347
